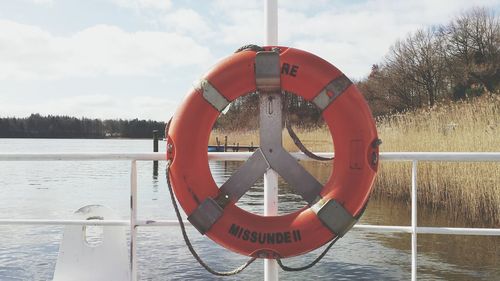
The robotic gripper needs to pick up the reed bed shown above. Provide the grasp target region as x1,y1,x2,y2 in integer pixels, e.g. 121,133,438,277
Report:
375,95,500,226
210,95,500,226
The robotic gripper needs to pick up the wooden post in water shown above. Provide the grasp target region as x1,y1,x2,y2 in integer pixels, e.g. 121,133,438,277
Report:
153,130,159,177
216,137,221,152
224,135,228,170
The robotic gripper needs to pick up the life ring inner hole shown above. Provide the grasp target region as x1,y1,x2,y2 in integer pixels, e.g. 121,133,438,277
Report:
208,91,334,216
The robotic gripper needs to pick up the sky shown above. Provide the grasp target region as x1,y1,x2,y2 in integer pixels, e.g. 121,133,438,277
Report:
0,0,498,121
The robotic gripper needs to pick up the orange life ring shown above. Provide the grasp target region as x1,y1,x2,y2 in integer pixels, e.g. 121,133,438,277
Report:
167,46,379,258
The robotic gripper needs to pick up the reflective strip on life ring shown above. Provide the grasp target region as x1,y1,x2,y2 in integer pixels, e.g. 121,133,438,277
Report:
167,46,379,258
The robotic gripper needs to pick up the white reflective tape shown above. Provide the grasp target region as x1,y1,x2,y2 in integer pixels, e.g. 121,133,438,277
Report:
312,75,352,111
198,80,230,112
312,198,357,236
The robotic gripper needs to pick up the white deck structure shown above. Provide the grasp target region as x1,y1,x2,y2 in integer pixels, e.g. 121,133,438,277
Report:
0,151,499,280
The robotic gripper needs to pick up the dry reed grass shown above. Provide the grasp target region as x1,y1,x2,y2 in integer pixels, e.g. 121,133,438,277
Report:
210,95,500,225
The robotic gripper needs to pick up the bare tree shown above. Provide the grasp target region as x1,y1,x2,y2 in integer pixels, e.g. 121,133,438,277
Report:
357,6,499,115
441,7,500,98
384,28,447,107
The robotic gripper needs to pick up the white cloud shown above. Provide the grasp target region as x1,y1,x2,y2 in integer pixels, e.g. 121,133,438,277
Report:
129,96,177,120
218,9,264,45
163,8,213,39
0,94,176,120
0,20,213,80
276,8,413,78
213,0,260,13
2,0,498,120
109,0,171,11
279,0,499,78
32,0,53,5
28,0,53,5
294,39,372,80
278,0,330,12
209,0,264,45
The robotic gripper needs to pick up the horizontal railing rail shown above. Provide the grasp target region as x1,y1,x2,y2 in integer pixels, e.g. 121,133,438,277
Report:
1,151,499,161
0,152,499,281
1,219,499,236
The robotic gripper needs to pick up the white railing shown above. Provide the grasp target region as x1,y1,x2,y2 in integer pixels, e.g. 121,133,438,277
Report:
0,152,499,281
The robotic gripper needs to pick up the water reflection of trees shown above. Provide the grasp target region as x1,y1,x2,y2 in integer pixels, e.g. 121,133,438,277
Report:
212,160,332,214
362,197,500,280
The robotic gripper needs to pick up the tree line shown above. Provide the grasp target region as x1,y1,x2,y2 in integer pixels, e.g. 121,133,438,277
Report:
217,7,499,129
358,7,499,116
0,114,166,138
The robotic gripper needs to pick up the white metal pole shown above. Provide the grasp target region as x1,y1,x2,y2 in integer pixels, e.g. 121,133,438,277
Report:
130,160,138,281
264,170,279,280
265,0,278,45
411,161,418,281
264,0,279,281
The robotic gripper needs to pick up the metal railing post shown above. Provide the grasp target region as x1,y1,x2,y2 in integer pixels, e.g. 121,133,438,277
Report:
411,160,418,281
130,160,138,281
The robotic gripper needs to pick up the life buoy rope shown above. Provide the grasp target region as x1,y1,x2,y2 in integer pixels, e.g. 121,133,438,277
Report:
165,156,257,276
284,116,334,162
166,46,380,262
164,118,349,274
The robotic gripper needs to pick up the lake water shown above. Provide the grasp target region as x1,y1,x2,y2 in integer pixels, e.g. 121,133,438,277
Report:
0,139,498,280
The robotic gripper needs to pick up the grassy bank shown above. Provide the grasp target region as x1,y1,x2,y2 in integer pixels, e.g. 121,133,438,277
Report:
210,95,500,226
